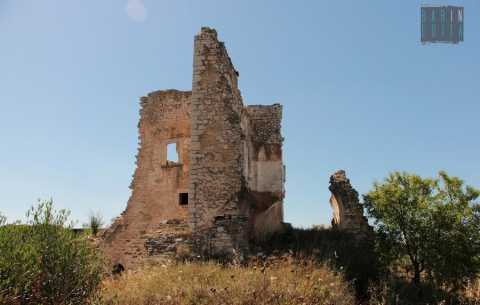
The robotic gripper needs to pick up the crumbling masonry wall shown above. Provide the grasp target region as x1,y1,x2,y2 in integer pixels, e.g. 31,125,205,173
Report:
329,170,370,233
188,29,285,253
243,105,285,239
101,90,192,268
101,28,285,267
189,28,249,254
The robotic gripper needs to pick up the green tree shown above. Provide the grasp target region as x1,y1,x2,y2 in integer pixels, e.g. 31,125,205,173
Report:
364,171,480,289
426,172,480,291
0,199,104,305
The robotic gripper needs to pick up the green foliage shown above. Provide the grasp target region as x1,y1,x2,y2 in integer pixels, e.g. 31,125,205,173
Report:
0,199,104,305
364,171,480,291
368,276,480,305
85,211,104,236
426,172,480,291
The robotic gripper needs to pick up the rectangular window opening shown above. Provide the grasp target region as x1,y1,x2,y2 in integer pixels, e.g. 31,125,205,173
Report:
167,143,179,163
179,193,188,206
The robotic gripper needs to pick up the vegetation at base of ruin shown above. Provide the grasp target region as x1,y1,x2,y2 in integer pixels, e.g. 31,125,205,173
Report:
1,170,479,305
0,200,104,305
95,257,355,305
84,210,105,236
257,171,480,304
259,227,378,301
368,276,480,305
95,256,479,305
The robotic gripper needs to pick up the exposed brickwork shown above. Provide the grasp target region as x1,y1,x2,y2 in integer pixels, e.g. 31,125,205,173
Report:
246,104,283,147
101,90,193,268
188,27,249,255
101,28,286,267
241,105,284,240
144,219,191,257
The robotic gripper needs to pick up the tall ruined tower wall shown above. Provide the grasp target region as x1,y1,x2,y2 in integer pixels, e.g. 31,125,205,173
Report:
102,90,192,268
189,28,249,254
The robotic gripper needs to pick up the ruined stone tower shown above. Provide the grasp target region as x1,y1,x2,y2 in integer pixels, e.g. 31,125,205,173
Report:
101,28,285,268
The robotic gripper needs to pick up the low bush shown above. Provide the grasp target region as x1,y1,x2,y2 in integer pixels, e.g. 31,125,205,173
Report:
0,200,104,305
369,276,480,305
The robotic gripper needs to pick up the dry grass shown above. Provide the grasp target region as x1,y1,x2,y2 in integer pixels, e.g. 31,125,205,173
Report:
464,279,480,304
97,257,355,305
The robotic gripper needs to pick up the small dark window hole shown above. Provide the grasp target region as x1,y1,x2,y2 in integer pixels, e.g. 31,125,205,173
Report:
179,193,188,206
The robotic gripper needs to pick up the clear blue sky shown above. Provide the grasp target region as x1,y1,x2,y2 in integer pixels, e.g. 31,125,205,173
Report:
1,1,479,227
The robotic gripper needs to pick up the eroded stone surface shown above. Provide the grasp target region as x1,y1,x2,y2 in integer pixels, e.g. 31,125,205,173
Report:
101,27,285,268
329,170,370,233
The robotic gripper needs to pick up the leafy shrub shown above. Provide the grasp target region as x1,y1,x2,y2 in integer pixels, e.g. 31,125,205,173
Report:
0,200,104,305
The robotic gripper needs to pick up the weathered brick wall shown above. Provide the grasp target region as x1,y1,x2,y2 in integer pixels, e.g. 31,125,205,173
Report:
329,170,371,234
144,219,191,257
101,90,192,268
189,27,249,255
244,104,285,239
246,104,283,147
102,28,286,265
245,104,284,190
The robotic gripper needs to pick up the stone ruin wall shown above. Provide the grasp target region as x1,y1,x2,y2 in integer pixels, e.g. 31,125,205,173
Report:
101,90,192,268
243,105,285,239
101,28,285,267
99,28,375,268
188,28,285,253
188,28,248,254
329,170,371,234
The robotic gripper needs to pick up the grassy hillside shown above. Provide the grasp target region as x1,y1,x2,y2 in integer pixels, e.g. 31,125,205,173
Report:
97,257,355,305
